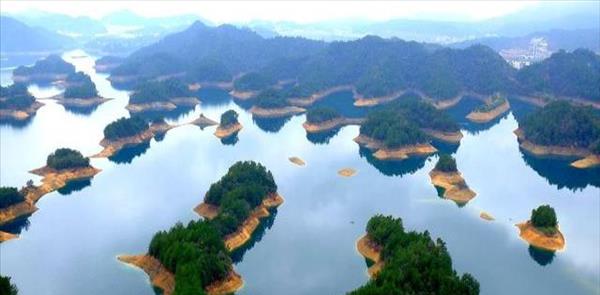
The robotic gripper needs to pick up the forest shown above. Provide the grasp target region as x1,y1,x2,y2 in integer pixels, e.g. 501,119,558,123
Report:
103,116,149,140
0,83,35,110
531,205,559,236
360,109,429,148
13,54,75,76
0,187,26,209
220,110,239,127
474,93,507,112
389,95,460,132
435,154,458,172
63,72,98,99
204,161,277,236
0,275,18,295
520,101,600,152
129,78,192,104
350,215,480,295
254,88,289,109
306,107,341,123
233,72,275,91
46,148,90,170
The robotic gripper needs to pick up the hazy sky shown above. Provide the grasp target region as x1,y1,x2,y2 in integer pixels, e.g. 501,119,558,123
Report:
1,1,541,24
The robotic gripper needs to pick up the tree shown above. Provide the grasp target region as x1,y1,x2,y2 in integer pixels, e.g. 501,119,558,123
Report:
435,154,458,172
103,117,149,140
0,187,26,209
0,276,18,295
46,148,89,170
220,110,239,127
531,204,558,235
306,107,340,123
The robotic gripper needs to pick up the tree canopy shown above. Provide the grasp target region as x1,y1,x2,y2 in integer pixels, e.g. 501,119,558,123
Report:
360,109,429,148
435,154,458,172
0,83,35,110
0,275,18,295
13,54,75,76
103,116,149,140
233,72,275,92
129,79,192,104
46,148,90,170
220,110,239,127
306,107,341,123
351,214,480,295
0,186,26,209
531,204,558,235
64,72,98,99
254,88,288,109
389,95,460,132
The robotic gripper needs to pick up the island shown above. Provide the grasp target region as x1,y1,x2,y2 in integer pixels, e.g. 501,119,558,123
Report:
188,113,218,129
50,72,112,108
338,168,357,177
354,108,437,160
1,148,100,228
429,154,477,205
466,93,510,123
515,101,600,168
214,110,242,139
95,117,173,158
288,156,306,166
516,204,565,251
0,83,44,121
122,161,283,295
230,72,275,100
94,56,124,73
353,214,480,294
12,54,75,83
249,89,305,118
126,79,200,113
302,107,363,133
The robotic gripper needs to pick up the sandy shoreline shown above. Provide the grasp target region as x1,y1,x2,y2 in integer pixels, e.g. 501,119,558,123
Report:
0,231,18,243
249,106,306,118
353,90,406,107
94,122,175,158
354,135,437,160
302,117,364,133
288,157,306,166
0,101,44,121
422,129,463,144
12,73,70,83
118,255,175,295
466,99,510,123
229,90,259,100
516,221,565,251
429,170,477,204
126,97,200,113
214,122,243,138
288,85,354,107
356,235,384,277
189,114,218,129
338,168,357,177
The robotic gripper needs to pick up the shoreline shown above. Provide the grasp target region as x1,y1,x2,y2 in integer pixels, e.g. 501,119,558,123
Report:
94,122,175,158
188,114,218,129
0,231,18,243
356,235,384,277
288,85,354,107
422,129,463,144
229,90,259,100
0,101,44,121
516,221,565,251
514,129,597,168
353,90,406,107
466,99,510,123
214,122,243,139
302,117,364,133
570,154,600,169
288,157,306,166
354,135,437,161
47,94,113,108
429,169,476,204
12,73,70,83
188,81,234,91
126,97,200,113
249,106,306,118
117,255,175,295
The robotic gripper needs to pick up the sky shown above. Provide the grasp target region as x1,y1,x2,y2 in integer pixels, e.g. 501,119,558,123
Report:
0,1,541,24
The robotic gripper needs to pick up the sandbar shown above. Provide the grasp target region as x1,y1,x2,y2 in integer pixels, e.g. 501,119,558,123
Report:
288,156,306,166
429,170,477,204
249,106,306,118
466,99,510,123
516,221,565,251
214,122,243,139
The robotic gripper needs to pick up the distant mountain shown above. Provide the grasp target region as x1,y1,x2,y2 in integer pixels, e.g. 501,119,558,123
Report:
101,10,202,29
0,16,73,52
7,10,106,37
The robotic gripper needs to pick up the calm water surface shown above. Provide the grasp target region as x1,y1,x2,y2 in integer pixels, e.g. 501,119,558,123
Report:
1,50,599,295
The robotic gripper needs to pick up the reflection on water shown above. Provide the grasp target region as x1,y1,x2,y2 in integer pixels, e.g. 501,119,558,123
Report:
358,146,431,177
230,209,278,264
129,106,197,121
57,178,93,195
520,150,600,191
108,141,151,164
528,246,556,266
446,96,511,135
0,117,35,129
198,88,234,107
220,132,240,145
306,127,342,145
0,214,31,236
252,116,292,133
312,91,368,118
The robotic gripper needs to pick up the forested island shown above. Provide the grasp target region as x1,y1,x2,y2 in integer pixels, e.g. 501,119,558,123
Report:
517,205,565,251
429,154,477,205
121,161,283,295
302,107,363,133
353,215,479,294
0,83,44,121
214,110,242,139
51,72,112,108
466,93,511,123
230,72,275,99
96,116,173,158
12,54,75,83
126,79,200,113
249,88,305,118
94,56,124,73
515,101,600,168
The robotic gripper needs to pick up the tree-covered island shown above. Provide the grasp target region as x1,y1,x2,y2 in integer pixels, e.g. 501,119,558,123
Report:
248,88,306,118
126,79,199,113
353,214,480,294
214,110,242,139
517,204,565,252
429,154,477,205
466,93,511,123
0,83,43,121
12,55,75,83
303,107,363,133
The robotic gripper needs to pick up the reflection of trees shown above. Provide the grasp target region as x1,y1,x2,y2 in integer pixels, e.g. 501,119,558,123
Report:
1,117,35,129
128,106,196,121
197,88,233,108
108,141,151,164
528,245,555,266
57,178,92,195
62,104,100,115
306,127,341,145
520,149,600,191
220,132,240,146
230,209,278,264
252,116,292,133
0,214,31,236
358,146,431,177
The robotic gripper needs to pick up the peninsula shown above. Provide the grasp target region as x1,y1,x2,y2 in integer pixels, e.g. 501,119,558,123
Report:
429,154,477,205
214,110,242,138
516,205,565,251
126,79,200,113
51,72,112,108
466,93,510,123
249,89,305,118
302,107,364,133
95,117,173,158
230,72,275,100
0,83,44,121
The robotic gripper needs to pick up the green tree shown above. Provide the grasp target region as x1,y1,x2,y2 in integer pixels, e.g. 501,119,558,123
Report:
435,154,458,172
220,110,239,126
0,275,18,295
0,187,26,209
531,204,558,235
46,148,89,170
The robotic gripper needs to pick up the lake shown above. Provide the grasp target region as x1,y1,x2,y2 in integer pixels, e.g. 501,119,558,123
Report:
1,50,599,295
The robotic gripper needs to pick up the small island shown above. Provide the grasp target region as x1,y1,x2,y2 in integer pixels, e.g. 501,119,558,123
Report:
287,85,354,107
466,93,510,123
353,214,480,294
122,161,283,295
302,107,363,133
249,89,305,118
12,54,75,83
288,156,306,166
338,168,357,177
214,110,243,139
189,113,218,129
0,83,44,121
94,56,124,73
51,72,112,108
0,186,35,234
429,154,477,205
126,79,200,113
95,117,172,158
516,204,565,251
230,72,275,100
515,101,600,168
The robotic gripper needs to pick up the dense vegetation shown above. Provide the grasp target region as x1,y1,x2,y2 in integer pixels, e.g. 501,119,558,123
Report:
103,116,149,140
46,148,90,170
531,205,558,236
474,93,507,112
220,110,239,127
520,101,600,152
149,220,231,295
233,72,275,91
95,55,124,66
0,275,18,295
187,58,232,83
0,83,36,110
129,79,192,104
254,88,288,109
360,109,428,148
306,107,341,123
517,49,600,102
435,154,458,172
204,161,277,236
0,187,26,209
351,215,479,295
64,72,98,99
13,54,75,76
390,95,460,132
